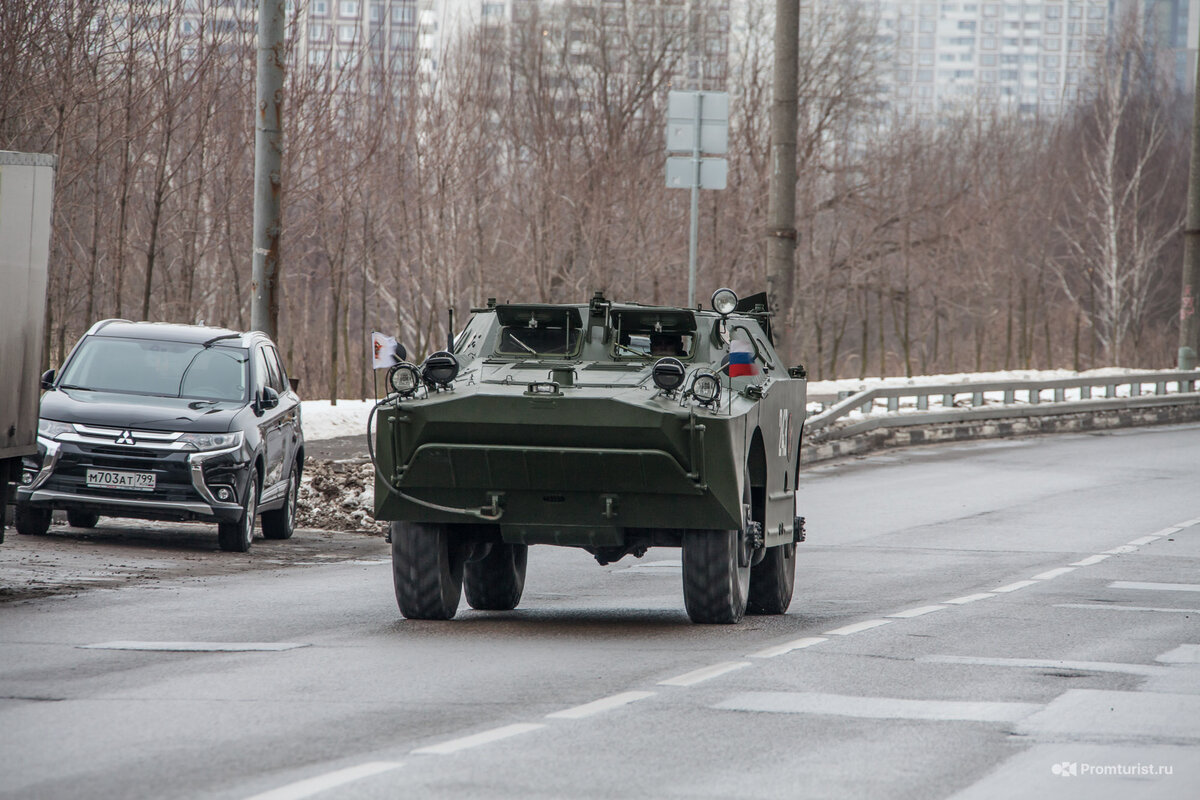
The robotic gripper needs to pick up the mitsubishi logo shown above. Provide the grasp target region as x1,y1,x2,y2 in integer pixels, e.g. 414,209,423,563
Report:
115,430,136,445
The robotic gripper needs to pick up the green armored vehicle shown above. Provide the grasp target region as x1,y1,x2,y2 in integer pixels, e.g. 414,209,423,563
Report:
370,289,807,623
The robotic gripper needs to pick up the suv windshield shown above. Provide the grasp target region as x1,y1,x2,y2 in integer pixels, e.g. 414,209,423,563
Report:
59,336,249,402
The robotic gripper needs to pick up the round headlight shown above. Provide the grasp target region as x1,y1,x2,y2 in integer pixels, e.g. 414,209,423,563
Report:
388,362,421,396
711,288,738,316
652,357,686,393
691,371,721,405
421,351,460,386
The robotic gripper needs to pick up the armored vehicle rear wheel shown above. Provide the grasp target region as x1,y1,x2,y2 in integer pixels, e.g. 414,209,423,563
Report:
392,521,464,620
747,543,795,615
464,543,528,611
681,529,751,624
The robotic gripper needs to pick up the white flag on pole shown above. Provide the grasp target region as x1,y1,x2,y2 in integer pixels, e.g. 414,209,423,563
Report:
371,332,400,369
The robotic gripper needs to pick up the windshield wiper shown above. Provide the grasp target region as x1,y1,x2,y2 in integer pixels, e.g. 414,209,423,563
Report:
506,333,537,355
58,384,95,391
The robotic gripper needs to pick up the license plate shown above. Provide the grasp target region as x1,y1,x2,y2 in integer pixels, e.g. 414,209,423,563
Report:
86,469,156,492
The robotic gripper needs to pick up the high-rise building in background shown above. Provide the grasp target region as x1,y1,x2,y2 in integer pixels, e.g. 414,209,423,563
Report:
795,0,1199,121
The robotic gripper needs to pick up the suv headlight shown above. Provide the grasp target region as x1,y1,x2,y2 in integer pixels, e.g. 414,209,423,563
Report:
38,419,75,440
180,431,244,452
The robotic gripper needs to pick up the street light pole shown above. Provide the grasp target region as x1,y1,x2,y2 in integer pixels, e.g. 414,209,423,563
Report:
1178,49,1200,371
251,0,285,339
766,0,799,359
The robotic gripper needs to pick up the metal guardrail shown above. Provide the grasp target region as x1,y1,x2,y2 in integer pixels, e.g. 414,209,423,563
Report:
805,370,1200,444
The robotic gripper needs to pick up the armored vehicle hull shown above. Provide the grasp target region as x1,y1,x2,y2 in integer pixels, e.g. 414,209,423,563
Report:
372,291,807,623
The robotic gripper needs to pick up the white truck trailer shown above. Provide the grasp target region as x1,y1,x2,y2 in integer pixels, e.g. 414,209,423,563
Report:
0,151,56,542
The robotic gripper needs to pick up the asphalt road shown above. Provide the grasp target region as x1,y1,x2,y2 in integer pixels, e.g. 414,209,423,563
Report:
2,425,1199,799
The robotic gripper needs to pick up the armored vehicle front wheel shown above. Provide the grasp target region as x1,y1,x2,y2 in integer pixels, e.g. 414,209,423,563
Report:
681,529,751,624
747,544,795,615
464,543,528,611
391,521,464,620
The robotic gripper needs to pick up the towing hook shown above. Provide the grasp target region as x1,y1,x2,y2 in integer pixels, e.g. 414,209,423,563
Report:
794,516,807,543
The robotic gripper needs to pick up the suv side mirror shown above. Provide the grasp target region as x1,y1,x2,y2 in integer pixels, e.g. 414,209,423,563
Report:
788,365,807,379
40,369,56,390
258,386,279,411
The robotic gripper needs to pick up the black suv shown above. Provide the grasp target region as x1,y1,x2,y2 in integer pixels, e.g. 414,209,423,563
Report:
14,321,304,552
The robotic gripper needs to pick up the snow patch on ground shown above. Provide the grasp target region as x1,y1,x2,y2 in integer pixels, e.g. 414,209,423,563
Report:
301,399,375,442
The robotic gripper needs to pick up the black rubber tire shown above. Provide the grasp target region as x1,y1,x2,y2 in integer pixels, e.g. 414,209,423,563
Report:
681,529,751,624
391,520,464,620
66,510,100,529
217,479,257,552
15,504,51,536
747,544,796,615
261,466,298,540
464,543,528,611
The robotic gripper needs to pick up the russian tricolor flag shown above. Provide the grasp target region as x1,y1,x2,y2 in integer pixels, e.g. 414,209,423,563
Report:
729,339,757,377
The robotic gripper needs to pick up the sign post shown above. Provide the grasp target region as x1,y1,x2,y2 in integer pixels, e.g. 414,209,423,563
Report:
666,91,728,308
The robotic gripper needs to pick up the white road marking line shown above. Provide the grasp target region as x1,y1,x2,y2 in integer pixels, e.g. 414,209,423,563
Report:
943,593,995,605
1056,603,1200,614
546,691,656,719
1156,645,1200,664
749,637,827,659
1152,526,1184,536
1176,518,1200,528
921,654,1168,677
1109,581,1200,593
823,619,893,636
80,641,308,652
714,691,1040,722
246,762,402,800
1127,536,1161,546
1070,554,1111,566
658,661,752,687
887,604,948,619
411,723,545,755
1031,567,1076,580
991,580,1039,593
1103,545,1138,555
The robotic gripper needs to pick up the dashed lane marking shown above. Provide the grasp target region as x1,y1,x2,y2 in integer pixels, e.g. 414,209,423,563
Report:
658,661,752,687
1031,567,1076,580
1070,554,1111,566
1109,581,1200,593
1103,545,1139,555
80,641,309,652
714,691,1040,723
944,593,995,605
1056,603,1200,614
921,654,1169,677
823,619,892,636
411,724,545,755
1127,536,1162,546
991,580,1039,593
749,637,827,659
546,691,656,719
1151,526,1184,536
244,762,402,800
887,605,948,619
1156,645,1200,664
